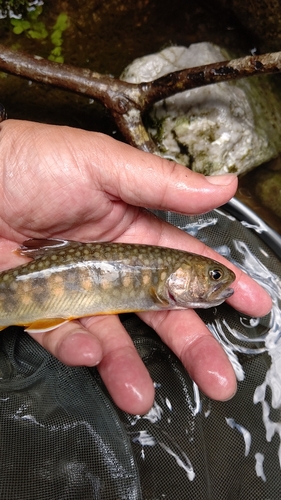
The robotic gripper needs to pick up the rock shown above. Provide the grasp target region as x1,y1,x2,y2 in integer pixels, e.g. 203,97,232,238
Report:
254,163,281,219
121,43,281,176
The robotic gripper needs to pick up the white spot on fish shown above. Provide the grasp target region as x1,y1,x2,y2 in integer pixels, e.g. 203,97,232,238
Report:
161,271,167,281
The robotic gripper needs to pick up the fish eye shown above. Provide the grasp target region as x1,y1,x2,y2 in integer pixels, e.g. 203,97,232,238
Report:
209,268,223,281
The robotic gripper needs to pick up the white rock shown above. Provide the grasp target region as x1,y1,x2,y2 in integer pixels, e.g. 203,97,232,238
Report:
121,43,281,175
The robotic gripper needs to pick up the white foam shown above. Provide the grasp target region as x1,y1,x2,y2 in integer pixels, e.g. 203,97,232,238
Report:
255,453,266,482
225,417,252,456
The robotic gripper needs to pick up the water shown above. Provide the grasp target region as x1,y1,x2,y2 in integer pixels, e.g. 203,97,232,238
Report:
142,209,281,489
188,211,281,483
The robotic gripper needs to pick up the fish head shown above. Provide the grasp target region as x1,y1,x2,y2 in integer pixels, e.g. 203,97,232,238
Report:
166,256,236,309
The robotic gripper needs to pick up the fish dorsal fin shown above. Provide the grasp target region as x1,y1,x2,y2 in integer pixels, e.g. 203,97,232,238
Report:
16,238,78,259
24,318,70,333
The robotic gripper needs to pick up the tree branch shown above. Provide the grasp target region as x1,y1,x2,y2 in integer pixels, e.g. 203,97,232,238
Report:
0,44,280,151
141,51,281,107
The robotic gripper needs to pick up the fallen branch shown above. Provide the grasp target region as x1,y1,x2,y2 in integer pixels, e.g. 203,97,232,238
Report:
0,44,280,151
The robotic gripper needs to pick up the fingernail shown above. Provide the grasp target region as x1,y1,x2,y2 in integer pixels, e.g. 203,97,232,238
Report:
206,173,237,185
222,387,237,401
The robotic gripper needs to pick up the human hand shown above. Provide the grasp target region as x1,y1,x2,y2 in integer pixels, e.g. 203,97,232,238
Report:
0,119,272,414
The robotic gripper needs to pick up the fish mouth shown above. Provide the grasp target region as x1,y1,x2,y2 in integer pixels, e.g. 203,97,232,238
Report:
197,286,234,309
205,285,234,305
218,287,234,299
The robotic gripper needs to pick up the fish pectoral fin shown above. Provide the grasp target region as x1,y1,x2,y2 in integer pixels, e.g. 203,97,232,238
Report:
24,318,70,334
15,238,79,259
150,287,169,307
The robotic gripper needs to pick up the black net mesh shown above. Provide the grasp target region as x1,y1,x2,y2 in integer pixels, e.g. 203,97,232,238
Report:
0,203,280,499
0,330,141,499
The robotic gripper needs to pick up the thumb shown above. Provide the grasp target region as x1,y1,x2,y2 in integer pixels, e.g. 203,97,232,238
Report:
94,134,238,214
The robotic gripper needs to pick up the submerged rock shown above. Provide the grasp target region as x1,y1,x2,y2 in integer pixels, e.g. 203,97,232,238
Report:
121,43,281,176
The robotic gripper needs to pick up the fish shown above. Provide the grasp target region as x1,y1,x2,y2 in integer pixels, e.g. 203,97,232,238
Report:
0,238,236,333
